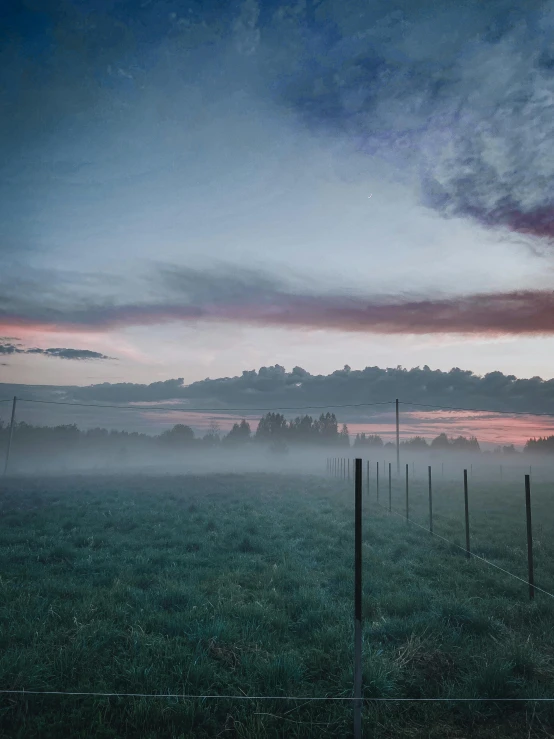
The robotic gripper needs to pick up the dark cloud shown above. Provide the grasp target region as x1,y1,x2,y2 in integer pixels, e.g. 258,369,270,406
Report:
251,0,554,242
2,266,554,336
29,348,113,360
0,343,112,360
0,344,21,355
48,363,554,418
5,0,554,251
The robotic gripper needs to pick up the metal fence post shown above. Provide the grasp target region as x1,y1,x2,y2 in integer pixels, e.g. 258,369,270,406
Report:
525,475,535,600
354,458,363,739
428,465,433,534
405,463,409,522
464,469,470,559
388,462,392,512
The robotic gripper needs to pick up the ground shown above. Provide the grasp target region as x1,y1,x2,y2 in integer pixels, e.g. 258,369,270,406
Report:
0,470,553,738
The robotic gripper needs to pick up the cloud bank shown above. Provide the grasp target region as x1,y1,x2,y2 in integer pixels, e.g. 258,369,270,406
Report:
1,267,554,337
3,363,554,419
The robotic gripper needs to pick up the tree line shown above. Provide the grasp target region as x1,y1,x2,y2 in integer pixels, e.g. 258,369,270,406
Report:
0,411,546,457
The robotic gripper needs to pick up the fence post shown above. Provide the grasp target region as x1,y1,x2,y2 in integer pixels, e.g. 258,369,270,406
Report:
525,475,535,600
388,462,392,512
348,458,350,482
464,469,470,559
354,458,363,739
441,462,444,480
500,464,503,481
395,399,400,475
376,461,379,502
405,463,409,522
366,460,369,496
3,396,17,476
428,465,433,534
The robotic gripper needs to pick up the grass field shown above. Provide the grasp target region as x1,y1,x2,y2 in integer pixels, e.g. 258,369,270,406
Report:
0,470,553,738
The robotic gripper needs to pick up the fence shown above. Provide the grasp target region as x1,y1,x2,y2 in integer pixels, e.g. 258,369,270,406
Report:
328,455,554,603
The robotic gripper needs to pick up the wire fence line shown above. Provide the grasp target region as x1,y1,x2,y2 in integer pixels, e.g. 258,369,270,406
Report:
372,498,554,601
1,689,553,703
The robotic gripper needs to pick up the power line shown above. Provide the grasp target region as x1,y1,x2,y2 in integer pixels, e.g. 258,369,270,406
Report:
5,396,554,420
401,401,554,419
3,398,395,413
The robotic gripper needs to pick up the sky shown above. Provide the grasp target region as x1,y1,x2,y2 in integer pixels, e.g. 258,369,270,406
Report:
2,0,554,436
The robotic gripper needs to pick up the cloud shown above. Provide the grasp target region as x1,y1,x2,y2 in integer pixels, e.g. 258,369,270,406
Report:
41,362,554,418
2,266,554,337
0,343,112,360
0,344,21,355
255,0,554,243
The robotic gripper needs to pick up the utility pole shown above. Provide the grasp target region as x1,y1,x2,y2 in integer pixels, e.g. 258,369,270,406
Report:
3,396,17,476
395,398,400,476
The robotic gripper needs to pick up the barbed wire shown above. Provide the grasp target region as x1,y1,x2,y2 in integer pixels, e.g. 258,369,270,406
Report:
0,689,552,702
373,499,554,601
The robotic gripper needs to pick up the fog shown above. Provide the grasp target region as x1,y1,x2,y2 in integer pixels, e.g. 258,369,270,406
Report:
3,436,553,489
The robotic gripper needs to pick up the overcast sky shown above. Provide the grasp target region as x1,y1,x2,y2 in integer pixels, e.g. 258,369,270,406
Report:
2,0,554,397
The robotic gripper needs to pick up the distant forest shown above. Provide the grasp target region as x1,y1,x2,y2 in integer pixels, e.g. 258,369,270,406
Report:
0,411,548,456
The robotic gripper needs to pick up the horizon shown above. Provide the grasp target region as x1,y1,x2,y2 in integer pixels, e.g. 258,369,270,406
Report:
4,360,554,449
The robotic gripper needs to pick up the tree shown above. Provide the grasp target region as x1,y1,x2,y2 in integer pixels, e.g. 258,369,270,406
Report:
288,415,317,443
339,423,350,447
224,419,251,444
353,433,384,448
316,412,339,444
256,413,288,441
202,419,221,446
159,424,195,447
430,433,450,450
402,436,428,450
525,436,554,454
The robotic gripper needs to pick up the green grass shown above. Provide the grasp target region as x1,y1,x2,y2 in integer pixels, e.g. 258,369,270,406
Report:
0,472,553,738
